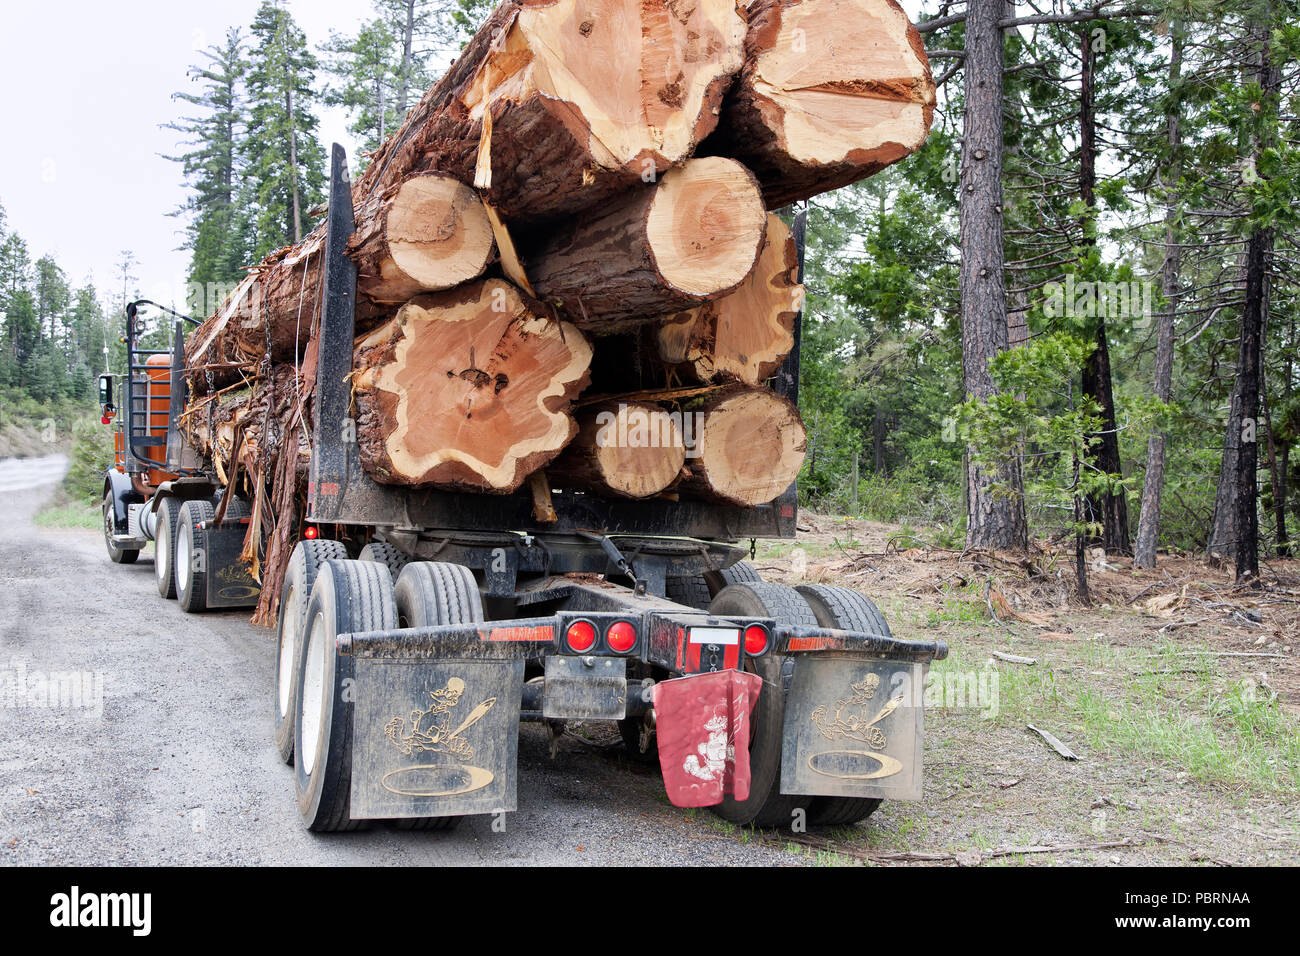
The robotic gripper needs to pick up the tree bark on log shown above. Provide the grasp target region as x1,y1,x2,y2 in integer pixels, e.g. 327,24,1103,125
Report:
351,279,592,492
179,365,311,492
355,0,746,223
549,401,686,498
680,387,806,506
525,157,768,333
708,0,935,209
653,212,799,385
348,171,496,317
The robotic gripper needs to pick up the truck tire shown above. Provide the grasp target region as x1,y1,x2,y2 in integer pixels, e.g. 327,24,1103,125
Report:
795,584,888,826
153,496,181,599
102,491,139,564
388,561,484,831
295,559,397,832
359,541,410,583
274,538,348,765
175,499,215,613
707,581,817,828
664,560,762,611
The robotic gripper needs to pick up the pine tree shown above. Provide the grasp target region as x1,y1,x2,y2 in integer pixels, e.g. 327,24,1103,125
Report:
242,1,327,261
320,19,402,159
164,28,249,308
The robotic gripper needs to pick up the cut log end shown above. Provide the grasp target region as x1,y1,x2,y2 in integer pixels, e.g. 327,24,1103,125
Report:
721,0,936,207
647,156,769,297
353,279,592,493
687,388,806,507
655,211,799,386
552,401,686,499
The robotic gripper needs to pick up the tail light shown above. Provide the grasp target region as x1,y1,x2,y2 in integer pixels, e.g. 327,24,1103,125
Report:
303,526,319,540
606,621,636,653
565,620,597,652
743,624,768,656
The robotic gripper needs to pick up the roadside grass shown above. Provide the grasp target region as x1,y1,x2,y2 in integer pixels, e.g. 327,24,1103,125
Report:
34,499,100,530
927,628,1300,797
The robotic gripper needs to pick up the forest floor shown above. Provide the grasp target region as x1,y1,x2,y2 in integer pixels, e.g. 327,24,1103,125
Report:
701,514,1299,866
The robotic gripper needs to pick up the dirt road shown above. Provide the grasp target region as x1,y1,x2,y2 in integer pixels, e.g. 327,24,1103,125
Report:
0,460,794,866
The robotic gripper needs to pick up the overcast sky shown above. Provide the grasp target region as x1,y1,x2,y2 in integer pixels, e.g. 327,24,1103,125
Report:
0,0,931,313
0,1,383,311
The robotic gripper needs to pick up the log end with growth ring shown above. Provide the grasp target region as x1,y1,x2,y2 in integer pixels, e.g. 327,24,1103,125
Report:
352,279,592,493
688,387,807,507
646,156,769,299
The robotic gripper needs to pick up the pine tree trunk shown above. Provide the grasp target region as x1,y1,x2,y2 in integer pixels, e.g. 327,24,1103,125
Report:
651,212,799,384
960,0,1027,551
1133,24,1184,569
710,0,935,208
1078,27,1130,556
350,279,592,493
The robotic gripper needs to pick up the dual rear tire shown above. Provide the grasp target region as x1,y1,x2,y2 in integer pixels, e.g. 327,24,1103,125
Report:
291,557,482,832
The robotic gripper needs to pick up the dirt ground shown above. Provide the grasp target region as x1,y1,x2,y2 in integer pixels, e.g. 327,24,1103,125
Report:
697,514,1299,866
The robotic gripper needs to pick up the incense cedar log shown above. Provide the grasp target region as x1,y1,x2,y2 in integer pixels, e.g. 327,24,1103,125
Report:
549,401,687,498
524,157,769,333
709,0,936,208
654,212,799,385
355,0,747,223
681,387,807,507
350,279,592,492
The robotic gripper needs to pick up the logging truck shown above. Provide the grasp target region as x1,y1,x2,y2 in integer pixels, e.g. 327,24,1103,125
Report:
97,0,945,833
98,145,945,833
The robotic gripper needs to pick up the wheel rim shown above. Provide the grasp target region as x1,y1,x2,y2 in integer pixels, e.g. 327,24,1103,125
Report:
299,613,327,776
103,497,115,550
177,517,193,595
155,512,169,584
277,583,297,718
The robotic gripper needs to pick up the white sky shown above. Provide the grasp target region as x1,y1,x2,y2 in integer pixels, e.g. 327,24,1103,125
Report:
0,0,934,313
0,1,386,311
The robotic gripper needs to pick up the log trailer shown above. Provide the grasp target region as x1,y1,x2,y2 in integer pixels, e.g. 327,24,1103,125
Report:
100,146,947,833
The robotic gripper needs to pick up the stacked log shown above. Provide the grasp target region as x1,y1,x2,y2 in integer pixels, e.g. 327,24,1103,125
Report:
178,0,934,623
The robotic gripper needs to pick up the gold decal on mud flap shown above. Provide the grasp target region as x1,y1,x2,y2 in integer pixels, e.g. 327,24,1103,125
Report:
807,676,905,781
381,678,498,797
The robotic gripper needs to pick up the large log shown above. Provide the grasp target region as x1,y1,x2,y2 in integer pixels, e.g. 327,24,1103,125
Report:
185,175,498,390
356,0,747,223
549,401,686,498
654,212,799,385
681,387,806,506
710,0,935,208
351,279,593,492
524,157,768,333
348,171,496,315
179,365,310,491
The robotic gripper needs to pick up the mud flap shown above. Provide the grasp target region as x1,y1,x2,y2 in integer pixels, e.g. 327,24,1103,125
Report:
203,522,260,609
780,654,926,801
349,658,525,819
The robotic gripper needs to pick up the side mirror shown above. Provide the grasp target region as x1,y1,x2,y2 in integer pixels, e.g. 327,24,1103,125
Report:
98,374,115,408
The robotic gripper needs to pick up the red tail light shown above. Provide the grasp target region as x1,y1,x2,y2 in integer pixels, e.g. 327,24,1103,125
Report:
303,526,319,540
565,620,596,652
606,621,636,653
743,625,768,656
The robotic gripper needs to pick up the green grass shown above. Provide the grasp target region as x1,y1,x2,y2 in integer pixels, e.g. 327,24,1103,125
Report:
34,500,101,530
930,631,1300,796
